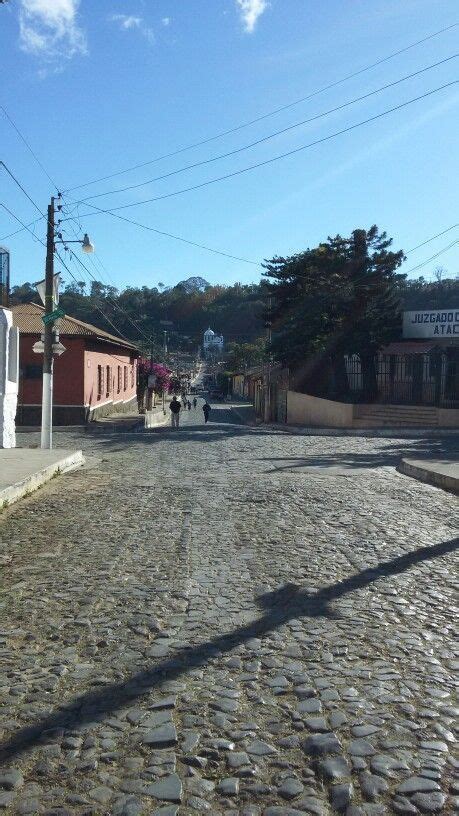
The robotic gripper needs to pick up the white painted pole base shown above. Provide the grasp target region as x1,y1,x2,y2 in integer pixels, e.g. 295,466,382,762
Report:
40,367,53,449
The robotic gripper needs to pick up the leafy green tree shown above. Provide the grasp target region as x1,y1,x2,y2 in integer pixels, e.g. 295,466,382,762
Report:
225,339,267,373
263,227,405,398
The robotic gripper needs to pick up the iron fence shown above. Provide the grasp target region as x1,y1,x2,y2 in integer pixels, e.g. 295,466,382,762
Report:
344,350,458,407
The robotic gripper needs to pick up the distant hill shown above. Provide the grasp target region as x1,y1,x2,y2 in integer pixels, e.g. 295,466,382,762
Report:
175,276,210,293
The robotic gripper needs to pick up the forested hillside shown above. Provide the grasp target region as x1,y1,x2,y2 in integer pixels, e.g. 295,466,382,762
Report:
9,273,458,352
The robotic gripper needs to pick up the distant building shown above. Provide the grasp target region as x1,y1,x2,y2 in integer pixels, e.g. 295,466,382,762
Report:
203,327,224,359
12,302,139,425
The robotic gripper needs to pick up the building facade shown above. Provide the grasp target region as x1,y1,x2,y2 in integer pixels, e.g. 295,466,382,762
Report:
203,327,224,359
13,303,139,425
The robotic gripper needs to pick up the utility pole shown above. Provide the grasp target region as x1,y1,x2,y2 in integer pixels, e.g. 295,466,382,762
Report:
264,294,273,423
149,336,155,409
162,331,168,414
41,197,55,449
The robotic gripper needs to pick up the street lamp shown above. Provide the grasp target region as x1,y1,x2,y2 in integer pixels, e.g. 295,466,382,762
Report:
82,233,94,253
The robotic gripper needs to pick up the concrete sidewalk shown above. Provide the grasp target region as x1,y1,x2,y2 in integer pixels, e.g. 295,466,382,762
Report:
397,458,459,495
0,449,84,509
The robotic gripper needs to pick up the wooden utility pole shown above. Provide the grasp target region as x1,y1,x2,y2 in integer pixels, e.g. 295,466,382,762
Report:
41,197,55,449
264,294,273,423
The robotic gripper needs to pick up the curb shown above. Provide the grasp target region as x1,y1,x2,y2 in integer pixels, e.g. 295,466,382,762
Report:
0,450,85,510
397,458,459,495
87,419,144,434
267,424,459,439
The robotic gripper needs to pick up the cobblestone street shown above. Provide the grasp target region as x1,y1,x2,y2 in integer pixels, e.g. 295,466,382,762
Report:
0,407,458,816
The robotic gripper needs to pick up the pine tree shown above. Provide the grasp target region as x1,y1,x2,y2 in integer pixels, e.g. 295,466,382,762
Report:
263,226,405,397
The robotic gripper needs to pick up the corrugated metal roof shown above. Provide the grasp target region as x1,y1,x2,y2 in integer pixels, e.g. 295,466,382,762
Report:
381,341,436,355
12,302,139,351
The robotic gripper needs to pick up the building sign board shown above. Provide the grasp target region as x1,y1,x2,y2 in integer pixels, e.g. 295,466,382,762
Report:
403,310,459,339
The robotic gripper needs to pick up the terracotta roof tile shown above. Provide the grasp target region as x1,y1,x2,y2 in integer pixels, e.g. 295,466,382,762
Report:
12,302,139,351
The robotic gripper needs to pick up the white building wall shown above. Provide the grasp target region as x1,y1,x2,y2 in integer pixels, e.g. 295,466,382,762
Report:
0,308,19,448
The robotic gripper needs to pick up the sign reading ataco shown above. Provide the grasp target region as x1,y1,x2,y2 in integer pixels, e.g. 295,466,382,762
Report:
403,310,459,339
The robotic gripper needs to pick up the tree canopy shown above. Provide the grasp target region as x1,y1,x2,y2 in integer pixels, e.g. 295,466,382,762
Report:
263,226,406,395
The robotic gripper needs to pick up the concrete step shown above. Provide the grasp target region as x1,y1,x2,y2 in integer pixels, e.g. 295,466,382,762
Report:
355,406,438,427
354,418,438,428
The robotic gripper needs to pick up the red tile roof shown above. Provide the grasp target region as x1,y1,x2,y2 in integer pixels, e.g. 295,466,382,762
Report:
381,341,437,355
12,302,139,351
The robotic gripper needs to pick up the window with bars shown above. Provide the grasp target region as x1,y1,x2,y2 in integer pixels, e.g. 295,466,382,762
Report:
131,365,135,388
106,365,111,398
117,365,122,394
124,365,128,391
97,365,104,400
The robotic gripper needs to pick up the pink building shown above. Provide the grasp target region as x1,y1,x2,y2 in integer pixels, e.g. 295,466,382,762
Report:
13,303,139,425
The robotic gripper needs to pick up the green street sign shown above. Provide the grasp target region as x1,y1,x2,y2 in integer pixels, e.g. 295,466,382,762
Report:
42,306,65,325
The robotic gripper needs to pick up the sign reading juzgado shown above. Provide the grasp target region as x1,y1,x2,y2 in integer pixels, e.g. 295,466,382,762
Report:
403,310,459,338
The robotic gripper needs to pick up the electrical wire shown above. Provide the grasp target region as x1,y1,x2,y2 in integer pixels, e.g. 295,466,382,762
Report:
0,111,152,340
0,214,45,243
58,214,158,340
72,82,459,214
1,199,143,345
0,105,59,191
63,198,260,265
56,249,137,344
64,242,151,341
64,21,459,194
405,223,459,253
0,161,45,217
79,55,459,204
0,202,46,247
404,239,459,274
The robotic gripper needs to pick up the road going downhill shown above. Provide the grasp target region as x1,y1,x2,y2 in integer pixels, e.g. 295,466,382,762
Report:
0,412,457,815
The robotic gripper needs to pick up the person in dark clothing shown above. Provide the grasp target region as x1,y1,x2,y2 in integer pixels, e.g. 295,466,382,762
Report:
187,400,192,410
193,397,197,409
202,401,211,423
169,396,181,428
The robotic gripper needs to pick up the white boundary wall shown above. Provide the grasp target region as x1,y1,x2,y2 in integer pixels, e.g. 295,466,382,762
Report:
0,308,19,448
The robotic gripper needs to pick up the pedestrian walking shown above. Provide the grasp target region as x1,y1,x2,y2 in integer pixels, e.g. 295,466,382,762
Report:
202,400,211,424
169,395,181,428
193,397,197,409
187,400,192,411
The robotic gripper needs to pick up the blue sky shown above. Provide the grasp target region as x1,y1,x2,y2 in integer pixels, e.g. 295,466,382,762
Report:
1,0,458,293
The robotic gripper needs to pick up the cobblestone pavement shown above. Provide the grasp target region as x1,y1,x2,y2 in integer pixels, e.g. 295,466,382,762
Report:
0,405,458,816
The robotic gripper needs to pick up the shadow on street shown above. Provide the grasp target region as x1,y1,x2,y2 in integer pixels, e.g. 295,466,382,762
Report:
1,535,457,763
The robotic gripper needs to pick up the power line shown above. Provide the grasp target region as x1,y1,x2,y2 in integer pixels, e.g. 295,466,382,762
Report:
63,242,151,341
0,202,46,247
70,82,459,215
404,239,459,274
63,199,260,265
0,161,44,217
58,214,163,340
1,201,143,344
79,55,458,204
0,105,59,190
0,214,45,243
0,110,150,340
405,223,459,253
64,21,459,194
57,249,137,344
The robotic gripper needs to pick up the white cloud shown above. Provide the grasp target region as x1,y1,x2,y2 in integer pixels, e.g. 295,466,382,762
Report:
109,13,154,43
235,0,268,33
161,17,171,27
110,14,142,30
19,0,87,59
